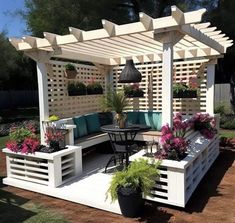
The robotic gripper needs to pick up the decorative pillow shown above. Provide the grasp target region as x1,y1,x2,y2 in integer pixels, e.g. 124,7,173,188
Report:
127,111,139,125
73,116,88,138
85,113,101,134
152,112,162,131
138,112,147,125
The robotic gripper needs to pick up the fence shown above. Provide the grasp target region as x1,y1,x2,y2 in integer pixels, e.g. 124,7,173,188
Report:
0,90,38,109
215,83,231,105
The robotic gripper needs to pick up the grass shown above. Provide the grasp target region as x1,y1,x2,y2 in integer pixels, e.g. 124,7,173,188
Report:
219,129,235,138
0,135,10,149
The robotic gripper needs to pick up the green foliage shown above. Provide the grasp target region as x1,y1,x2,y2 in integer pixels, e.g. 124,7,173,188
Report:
49,115,60,121
67,81,86,96
107,158,161,202
9,127,34,143
87,82,103,94
173,83,189,94
214,102,233,115
101,89,129,114
65,63,76,71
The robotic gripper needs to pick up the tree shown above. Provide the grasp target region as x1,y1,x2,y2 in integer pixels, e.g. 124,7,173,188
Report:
0,31,36,90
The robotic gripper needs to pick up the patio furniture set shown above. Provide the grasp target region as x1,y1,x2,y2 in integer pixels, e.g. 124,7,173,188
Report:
3,5,232,216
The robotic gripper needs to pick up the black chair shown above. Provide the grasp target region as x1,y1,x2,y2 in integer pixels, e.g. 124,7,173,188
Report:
104,131,138,172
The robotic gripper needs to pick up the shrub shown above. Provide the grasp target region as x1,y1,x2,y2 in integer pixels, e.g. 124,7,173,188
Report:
67,81,86,96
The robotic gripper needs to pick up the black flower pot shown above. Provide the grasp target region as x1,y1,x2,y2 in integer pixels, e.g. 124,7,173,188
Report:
49,141,60,151
173,90,197,98
117,187,144,218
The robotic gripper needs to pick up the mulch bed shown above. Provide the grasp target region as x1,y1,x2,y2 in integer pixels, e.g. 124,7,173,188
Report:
0,140,235,223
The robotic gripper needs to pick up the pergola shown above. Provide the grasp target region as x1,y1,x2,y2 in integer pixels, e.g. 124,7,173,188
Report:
10,6,233,140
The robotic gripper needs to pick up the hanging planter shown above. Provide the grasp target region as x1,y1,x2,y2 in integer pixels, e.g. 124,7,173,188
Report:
67,81,87,96
65,63,77,79
124,84,144,98
173,83,197,98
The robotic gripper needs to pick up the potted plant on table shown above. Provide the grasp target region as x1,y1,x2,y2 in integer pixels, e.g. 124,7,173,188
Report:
65,63,77,79
101,89,129,128
107,158,160,218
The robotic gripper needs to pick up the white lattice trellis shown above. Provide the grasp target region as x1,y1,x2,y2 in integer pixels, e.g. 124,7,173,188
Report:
113,59,208,115
47,61,105,118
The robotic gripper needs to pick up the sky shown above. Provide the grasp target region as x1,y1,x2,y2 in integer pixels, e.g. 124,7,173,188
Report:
0,0,27,38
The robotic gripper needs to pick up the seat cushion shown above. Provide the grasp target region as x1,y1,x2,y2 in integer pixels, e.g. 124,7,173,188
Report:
73,116,88,138
138,111,162,130
85,113,101,134
152,112,162,131
127,111,139,125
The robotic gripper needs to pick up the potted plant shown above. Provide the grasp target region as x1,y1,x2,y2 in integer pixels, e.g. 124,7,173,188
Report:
87,78,103,95
107,158,160,217
6,124,40,154
192,113,217,139
124,83,144,98
173,76,200,98
101,89,129,128
65,63,77,79
67,81,86,96
43,126,67,153
156,113,189,161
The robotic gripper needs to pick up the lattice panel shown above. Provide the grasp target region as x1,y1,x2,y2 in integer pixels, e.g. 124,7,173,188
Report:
47,61,105,118
113,59,208,115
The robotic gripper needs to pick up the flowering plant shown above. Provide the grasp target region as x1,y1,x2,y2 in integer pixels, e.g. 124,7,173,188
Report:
124,83,144,97
192,113,217,139
156,113,189,161
6,123,40,154
44,126,66,151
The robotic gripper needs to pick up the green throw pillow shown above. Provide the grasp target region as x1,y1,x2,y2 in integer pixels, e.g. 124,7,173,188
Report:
85,113,101,134
73,115,88,138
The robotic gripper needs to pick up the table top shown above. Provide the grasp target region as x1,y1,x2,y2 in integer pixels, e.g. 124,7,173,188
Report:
101,124,151,133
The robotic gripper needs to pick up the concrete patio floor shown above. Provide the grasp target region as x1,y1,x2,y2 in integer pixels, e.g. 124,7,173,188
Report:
0,143,235,223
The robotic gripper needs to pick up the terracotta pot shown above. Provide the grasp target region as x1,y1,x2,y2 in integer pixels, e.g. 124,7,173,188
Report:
65,70,77,79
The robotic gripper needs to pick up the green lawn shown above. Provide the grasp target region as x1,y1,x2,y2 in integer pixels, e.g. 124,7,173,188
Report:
0,135,9,149
219,129,235,138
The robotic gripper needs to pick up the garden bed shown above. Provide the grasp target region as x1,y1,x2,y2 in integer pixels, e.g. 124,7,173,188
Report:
129,132,220,207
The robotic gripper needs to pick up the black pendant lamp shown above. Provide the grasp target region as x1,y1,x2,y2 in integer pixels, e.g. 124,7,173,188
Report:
118,59,142,83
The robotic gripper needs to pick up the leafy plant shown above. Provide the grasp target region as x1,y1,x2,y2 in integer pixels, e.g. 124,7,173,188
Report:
9,127,34,143
107,158,160,202
173,83,189,94
65,63,76,71
49,115,60,121
87,81,103,94
124,83,144,97
67,81,86,96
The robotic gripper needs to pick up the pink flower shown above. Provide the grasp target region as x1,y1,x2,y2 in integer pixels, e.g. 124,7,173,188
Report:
6,141,20,152
189,77,198,89
21,137,40,154
161,124,172,135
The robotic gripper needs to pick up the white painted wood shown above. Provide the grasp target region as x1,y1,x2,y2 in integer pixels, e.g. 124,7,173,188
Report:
3,146,82,187
37,62,49,144
130,133,220,207
162,42,173,127
206,63,216,114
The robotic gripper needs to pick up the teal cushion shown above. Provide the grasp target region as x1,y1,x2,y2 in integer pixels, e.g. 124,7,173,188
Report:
127,112,139,125
73,116,88,138
152,112,162,131
85,113,101,134
138,112,147,125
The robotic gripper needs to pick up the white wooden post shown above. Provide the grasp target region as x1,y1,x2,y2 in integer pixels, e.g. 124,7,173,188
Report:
162,42,174,127
206,61,216,114
37,62,49,144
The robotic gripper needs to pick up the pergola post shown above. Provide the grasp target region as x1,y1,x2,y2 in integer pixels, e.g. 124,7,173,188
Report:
206,60,216,115
37,62,49,144
162,43,174,127
155,31,184,127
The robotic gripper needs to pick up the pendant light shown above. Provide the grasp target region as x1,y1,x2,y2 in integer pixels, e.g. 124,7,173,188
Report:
118,59,142,83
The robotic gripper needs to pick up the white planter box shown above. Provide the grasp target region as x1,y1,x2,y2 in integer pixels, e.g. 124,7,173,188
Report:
130,133,220,207
3,146,82,187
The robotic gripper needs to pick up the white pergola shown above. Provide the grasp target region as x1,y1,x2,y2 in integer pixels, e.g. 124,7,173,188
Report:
10,6,233,131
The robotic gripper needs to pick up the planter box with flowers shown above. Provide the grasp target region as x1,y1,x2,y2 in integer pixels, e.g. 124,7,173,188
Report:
130,113,219,207
173,77,199,98
87,78,103,95
124,84,144,98
67,81,87,96
3,122,82,187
